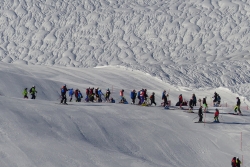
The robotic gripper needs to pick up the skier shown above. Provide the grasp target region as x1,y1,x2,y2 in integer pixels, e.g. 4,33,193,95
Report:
162,90,168,107
85,88,90,101
198,106,203,122
23,88,28,99
234,97,242,115
110,97,115,103
144,89,148,101
86,88,90,97
68,88,74,102
137,90,141,105
89,87,94,96
192,94,197,106
98,89,104,102
214,108,219,122
95,87,99,102
130,90,136,104
105,88,111,102
89,93,95,102
120,89,124,101
236,157,241,167
189,98,194,112
140,89,145,104
179,94,183,108
203,97,208,113
150,92,156,106
29,85,37,99
217,94,221,107
74,89,79,102
61,84,68,104
231,157,236,167
213,92,218,106
77,90,83,102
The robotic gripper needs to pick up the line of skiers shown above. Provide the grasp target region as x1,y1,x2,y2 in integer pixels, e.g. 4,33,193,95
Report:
129,89,169,106
22,86,37,99
23,85,244,113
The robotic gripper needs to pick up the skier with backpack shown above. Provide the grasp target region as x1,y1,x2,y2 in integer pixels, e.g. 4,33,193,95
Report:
61,84,68,104
29,85,37,99
23,88,28,99
150,92,156,106
130,90,136,104
68,88,74,102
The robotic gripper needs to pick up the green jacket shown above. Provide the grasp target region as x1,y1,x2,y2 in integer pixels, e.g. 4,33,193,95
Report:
23,89,28,96
30,87,37,94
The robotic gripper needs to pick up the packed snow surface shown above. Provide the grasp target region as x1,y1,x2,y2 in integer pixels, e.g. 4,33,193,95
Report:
1,0,250,100
0,62,250,167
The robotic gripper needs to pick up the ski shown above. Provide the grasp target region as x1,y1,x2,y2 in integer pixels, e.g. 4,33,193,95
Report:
183,110,194,113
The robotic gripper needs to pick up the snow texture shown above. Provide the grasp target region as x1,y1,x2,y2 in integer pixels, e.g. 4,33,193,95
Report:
1,0,250,100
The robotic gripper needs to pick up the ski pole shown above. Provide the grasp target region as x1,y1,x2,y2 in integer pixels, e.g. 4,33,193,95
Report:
192,116,198,121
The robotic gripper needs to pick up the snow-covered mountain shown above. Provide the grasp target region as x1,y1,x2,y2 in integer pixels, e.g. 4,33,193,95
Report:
1,0,250,100
0,62,249,167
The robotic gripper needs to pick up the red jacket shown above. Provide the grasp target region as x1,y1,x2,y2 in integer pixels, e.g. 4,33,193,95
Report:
215,110,219,117
231,159,236,167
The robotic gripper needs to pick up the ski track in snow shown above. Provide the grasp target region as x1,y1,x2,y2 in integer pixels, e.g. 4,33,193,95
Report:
0,0,250,100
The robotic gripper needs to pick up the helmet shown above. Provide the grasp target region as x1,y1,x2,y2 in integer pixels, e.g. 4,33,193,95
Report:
32,85,35,87
236,97,239,99
64,84,66,86
152,92,155,94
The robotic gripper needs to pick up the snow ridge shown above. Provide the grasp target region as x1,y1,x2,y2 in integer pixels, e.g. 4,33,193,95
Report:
1,0,250,99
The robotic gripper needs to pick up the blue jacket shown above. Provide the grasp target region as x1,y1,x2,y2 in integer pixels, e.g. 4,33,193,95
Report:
69,89,74,96
137,91,140,98
78,92,82,98
98,90,103,97
130,91,136,99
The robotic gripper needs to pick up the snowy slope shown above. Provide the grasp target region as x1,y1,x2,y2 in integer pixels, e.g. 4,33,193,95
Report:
1,0,250,100
0,62,249,167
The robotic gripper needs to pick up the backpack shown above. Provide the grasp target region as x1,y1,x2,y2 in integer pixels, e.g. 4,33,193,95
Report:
150,95,153,100
29,88,32,93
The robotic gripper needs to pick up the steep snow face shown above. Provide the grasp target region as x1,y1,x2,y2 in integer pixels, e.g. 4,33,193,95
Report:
0,0,250,99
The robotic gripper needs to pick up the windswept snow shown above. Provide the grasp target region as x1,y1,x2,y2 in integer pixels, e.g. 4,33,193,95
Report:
0,62,250,167
0,0,250,100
